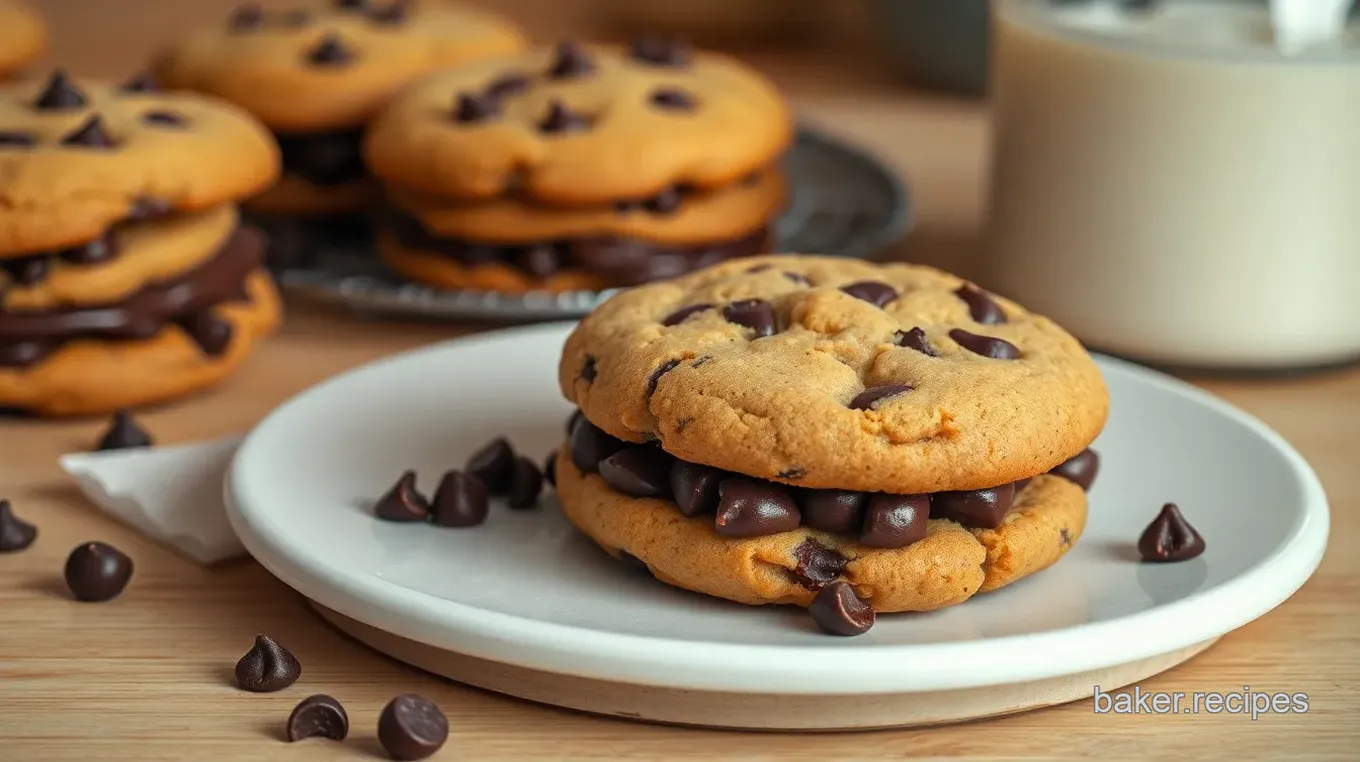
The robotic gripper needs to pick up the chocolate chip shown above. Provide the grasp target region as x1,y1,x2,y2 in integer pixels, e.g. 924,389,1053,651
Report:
546,41,595,79
465,437,515,494
649,87,695,111
176,312,234,356
569,417,625,473
95,409,153,451
777,467,806,480
3,255,49,286
60,115,118,149
543,451,557,487
848,385,913,411
932,484,1015,529
538,100,590,134
599,446,673,498
618,550,651,576
950,329,1021,360
788,539,847,590
630,35,690,67
802,490,866,534
783,272,810,285
63,542,133,602
0,500,37,552
334,0,370,10
378,694,448,761
714,478,801,537
507,457,543,509
647,359,681,397
643,187,682,214
228,4,264,31
955,283,1007,324
119,73,158,93
60,233,118,265
484,72,529,98
373,470,430,522
894,327,936,355
33,70,88,110
306,35,354,66
0,131,36,147
234,634,301,692
453,92,498,123
1138,503,1205,562
579,355,597,382
368,0,410,24
841,281,897,308
287,694,349,742
142,110,188,127
722,299,776,337
516,245,559,278
860,494,929,548
1050,448,1100,491
662,303,713,326
669,461,723,517
430,471,489,527
809,581,875,636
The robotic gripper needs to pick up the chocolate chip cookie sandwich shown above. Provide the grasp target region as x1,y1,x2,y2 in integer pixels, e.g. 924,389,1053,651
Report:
363,38,791,294
0,71,281,416
0,1,45,81
154,0,526,266
552,255,1108,635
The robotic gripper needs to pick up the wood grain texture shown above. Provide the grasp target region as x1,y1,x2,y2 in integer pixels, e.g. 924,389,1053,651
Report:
1,1,1357,759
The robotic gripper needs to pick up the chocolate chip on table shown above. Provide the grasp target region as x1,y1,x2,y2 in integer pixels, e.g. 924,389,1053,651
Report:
95,409,154,451
286,694,349,743
453,92,498,123
119,72,159,93
801,490,866,535
60,115,118,149
3,255,49,286
848,385,913,411
669,460,723,517
546,40,595,79
950,329,1021,360
63,542,133,602
841,280,897,308
430,471,489,527
465,437,515,494
538,100,591,134
788,539,848,590
235,634,302,692
661,303,714,326
1138,503,1205,562
894,327,937,356
543,451,558,487
33,70,88,110
142,110,188,127
599,446,674,498
0,131,37,147
860,494,929,548
630,35,690,67
649,87,696,111
507,457,544,509
0,500,37,553
932,483,1016,529
307,34,355,66
714,478,801,537
378,694,449,761
954,283,1007,324
722,299,776,338
373,470,430,522
569,416,626,473
176,312,234,356
1050,448,1100,491
484,72,529,98
808,581,875,636
228,3,265,31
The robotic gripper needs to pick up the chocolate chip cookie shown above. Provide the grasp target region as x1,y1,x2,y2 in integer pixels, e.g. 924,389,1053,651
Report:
0,1,45,80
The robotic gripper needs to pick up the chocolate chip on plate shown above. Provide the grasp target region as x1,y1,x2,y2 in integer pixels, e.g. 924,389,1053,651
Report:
669,460,723,517
722,299,776,338
286,694,349,742
0,500,37,552
543,451,558,488
955,283,1007,324
1138,503,1205,562
63,542,133,602
33,70,88,110
714,478,801,537
95,409,154,451
1050,448,1100,491
378,694,449,761
894,327,937,356
453,92,497,123
599,446,673,498
808,581,875,636
307,35,355,66
545,40,595,79
373,470,430,522
569,417,625,474
932,484,1015,529
60,115,118,149
538,100,590,134
649,87,696,111
950,329,1022,360
507,457,544,510
848,385,913,411
630,35,690,66
430,471,489,527
841,280,897,308
661,303,713,326
802,489,866,535
465,437,516,494
235,634,302,692
860,494,929,548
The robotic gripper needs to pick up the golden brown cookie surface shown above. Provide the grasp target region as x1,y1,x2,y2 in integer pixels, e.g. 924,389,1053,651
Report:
0,1,45,78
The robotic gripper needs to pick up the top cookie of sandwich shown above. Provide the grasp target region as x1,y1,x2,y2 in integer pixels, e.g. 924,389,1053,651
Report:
363,39,793,204
0,1,46,78
155,0,527,133
0,73,280,256
560,255,1109,494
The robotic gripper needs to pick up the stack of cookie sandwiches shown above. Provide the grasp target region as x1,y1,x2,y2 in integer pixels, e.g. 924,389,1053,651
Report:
553,256,1109,636
363,39,791,293
0,1,44,81
0,72,282,416
155,0,526,266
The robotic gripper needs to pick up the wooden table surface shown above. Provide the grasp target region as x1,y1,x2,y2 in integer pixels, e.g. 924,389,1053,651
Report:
2,2,1356,759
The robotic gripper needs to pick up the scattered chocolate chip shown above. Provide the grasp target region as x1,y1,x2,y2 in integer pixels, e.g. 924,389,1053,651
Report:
287,694,349,742
235,634,301,692
378,694,448,761
647,359,681,397
142,110,188,127
0,131,36,147
543,451,558,487
484,72,529,98
516,245,560,278
809,581,875,636
894,327,936,355
507,457,543,510
618,550,651,576
788,539,848,590
802,490,866,535
538,100,590,134
465,437,515,494
955,283,1007,324
368,0,410,24
95,409,153,451
228,4,264,31
932,484,1016,529
669,461,723,517
714,478,801,537
599,446,673,498
3,255,49,286
373,470,430,522
1050,448,1100,491
453,92,498,123
119,72,158,93
643,187,682,214
60,115,118,149
307,35,354,66
430,471,488,527
63,542,133,602
783,272,810,285
649,87,695,111
722,299,776,337
60,233,118,265
33,70,88,110
1138,503,1205,562
848,385,913,411
662,303,713,326
579,355,597,382
950,329,1022,360
630,35,690,67
176,312,234,356
0,500,37,552
860,494,930,548
569,417,625,473
841,281,897,308
546,41,595,78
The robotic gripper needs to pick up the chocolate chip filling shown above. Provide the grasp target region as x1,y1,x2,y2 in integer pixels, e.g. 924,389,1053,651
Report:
275,129,366,186
0,201,173,287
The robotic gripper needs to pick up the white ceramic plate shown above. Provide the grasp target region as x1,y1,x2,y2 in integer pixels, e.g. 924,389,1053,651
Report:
226,323,1328,696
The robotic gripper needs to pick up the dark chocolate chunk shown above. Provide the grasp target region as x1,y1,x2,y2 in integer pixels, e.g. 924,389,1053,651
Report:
453,92,498,123
378,694,448,761
142,110,188,127
661,303,713,326
538,100,590,134
546,41,595,79
3,256,49,286
287,694,349,742
860,494,929,548
176,311,234,356
579,355,597,382
373,470,430,522
507,457,543,510
430,471,489,527
955,283,1007,324
722,299,776,338
228,4,265,31
643,187,682,214
649,87,696,111
647,359,681,397
669,460,723,517
802,489,866,535
368,0,410,24
932,484,1015,529
618,550,651,576
841,280,897,308
120,72,159,93
0,500,37,552
848,385,913,411
60,115,118,149
714,478,801,537
1050,448,1100,491
465,437,515,494
63,542,133,602
484,72,529,98
950,329,1022,360
599,446,673,498
95,409,153,451
630,35,690,67
234,634,301,692
516,245,559,278
0,131,36,147
33,70,88,110
307,34,355,65
788,539,847,590
783,271,810,285
894,327,936,356
568,417,625,473
1138,503,1205,562
809,581,875,636
60,233,118,265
